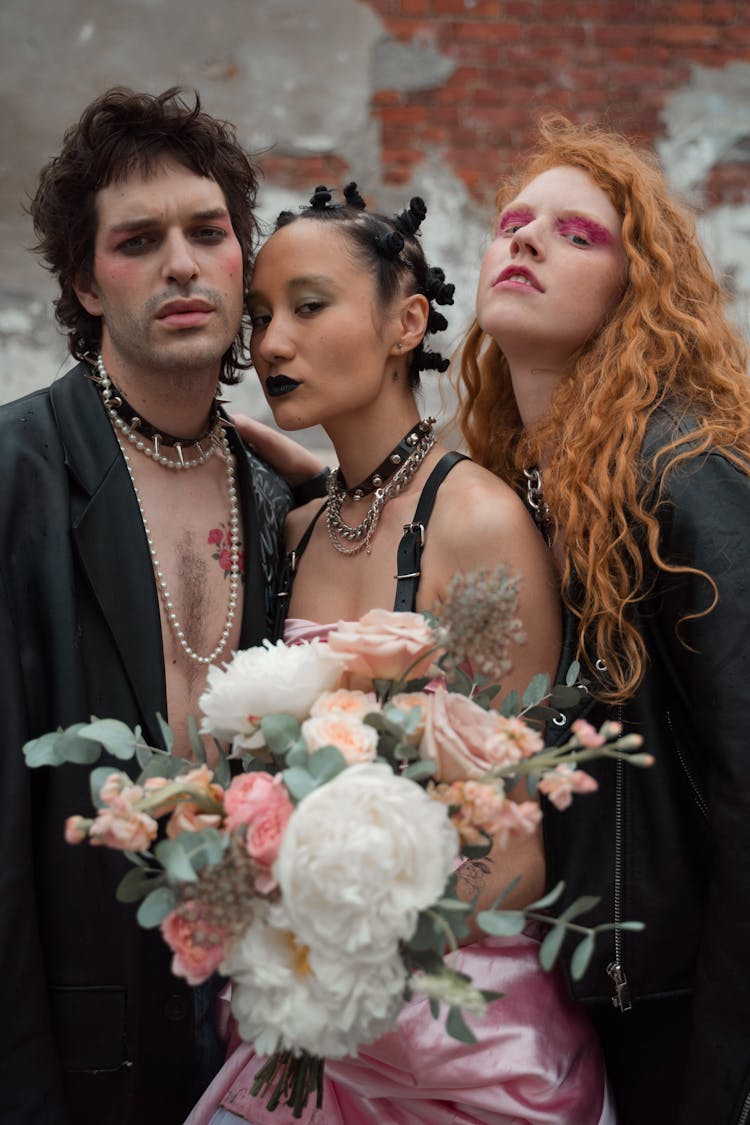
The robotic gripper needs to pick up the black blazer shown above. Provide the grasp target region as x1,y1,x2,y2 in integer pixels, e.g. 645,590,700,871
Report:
0,365,289,1124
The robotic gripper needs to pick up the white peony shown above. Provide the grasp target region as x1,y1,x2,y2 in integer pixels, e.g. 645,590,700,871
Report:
224,904,406,1058
198,639,348,742
275,762,459,960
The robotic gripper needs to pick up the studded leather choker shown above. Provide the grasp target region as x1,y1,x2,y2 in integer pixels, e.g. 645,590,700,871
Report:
336,418,436,501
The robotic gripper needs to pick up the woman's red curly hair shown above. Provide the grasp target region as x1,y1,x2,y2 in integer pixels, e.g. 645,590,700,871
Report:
456,115,750,702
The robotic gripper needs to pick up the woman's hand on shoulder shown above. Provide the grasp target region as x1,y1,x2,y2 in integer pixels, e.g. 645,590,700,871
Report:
232,414,326,486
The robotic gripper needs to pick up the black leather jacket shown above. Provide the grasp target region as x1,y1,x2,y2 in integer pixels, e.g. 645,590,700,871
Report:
543,404,750,1124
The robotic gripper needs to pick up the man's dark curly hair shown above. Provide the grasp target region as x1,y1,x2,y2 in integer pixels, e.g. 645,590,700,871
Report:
29,86,261,385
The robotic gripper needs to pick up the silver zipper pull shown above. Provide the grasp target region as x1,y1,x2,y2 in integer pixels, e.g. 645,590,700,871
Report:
607,961,632,1012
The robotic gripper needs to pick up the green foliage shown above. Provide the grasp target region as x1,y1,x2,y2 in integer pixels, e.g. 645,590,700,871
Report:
116,866,164,904
445,1006,477,1044
261,714,302,757
136,885,177,928
499,689,521,718
522,673,551,709
155,713,175,756
186,715,206,764
79,718,140,759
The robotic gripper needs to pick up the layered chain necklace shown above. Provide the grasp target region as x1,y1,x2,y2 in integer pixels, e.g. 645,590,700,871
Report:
326,418,436,556
94,355,240,666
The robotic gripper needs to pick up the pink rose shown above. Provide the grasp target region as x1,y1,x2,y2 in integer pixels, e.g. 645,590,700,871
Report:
161,903,229,985
208,528,223,545
327,609,439,683
421,687,539,783
538,764,599,811
301,714,379,765
224,772,294,892
88,807,158,852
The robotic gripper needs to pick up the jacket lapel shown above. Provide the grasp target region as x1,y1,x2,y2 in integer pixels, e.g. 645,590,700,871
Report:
50,367,166,746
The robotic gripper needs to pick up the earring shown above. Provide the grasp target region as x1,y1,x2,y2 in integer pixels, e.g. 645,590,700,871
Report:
392,369,399,382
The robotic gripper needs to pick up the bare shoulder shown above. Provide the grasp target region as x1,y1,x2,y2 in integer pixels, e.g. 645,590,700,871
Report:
284,499,326,552
432,458,538,544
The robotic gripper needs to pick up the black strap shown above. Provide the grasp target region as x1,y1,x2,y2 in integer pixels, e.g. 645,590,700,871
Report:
393,451,469,613
272,501,327,639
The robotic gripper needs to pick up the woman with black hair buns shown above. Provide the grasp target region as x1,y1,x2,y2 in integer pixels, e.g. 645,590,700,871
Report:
188,186,614,1124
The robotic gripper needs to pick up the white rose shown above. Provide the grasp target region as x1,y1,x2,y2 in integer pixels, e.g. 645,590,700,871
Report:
276,762,458,960
301,713,379,765
224,905,406,1058
199,639,347,741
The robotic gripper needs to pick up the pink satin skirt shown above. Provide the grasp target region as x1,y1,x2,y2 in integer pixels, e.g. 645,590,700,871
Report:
186,934,614,1125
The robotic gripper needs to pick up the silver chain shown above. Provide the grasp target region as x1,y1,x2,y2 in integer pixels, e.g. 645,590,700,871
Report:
523,466,554,544
326,428,436,556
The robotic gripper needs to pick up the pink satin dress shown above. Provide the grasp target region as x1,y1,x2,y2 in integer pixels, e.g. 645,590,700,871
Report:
184,620,614,1125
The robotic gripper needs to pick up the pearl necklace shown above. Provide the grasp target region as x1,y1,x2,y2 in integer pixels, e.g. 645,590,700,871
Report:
96,354,223,470
94,354,243,666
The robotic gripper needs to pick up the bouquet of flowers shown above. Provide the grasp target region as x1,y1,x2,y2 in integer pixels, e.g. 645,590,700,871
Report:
24,566,650,1117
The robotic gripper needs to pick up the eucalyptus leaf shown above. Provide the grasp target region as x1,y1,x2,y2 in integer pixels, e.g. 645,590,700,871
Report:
618,921,646,932
460,837,492,861
481,989,504,1003
261,714,302,756
79,719,139,760
447,665,474,698
564,660,581,687
123,850,152,869
428,997,440,1019
155,838,199,883
435,897,472,913
362,712,387,732
470,683,501,710
212,746,232,788
499,689,521,718
155,712,175,755
476,910,526,936
116,866,163,904
525,880,566,912
186,715,207,764
522,673,551,709
445,1006,477,1045
137,886,177,928
539,922,567,970
282,767,317,803
137,753,186,782
23,731,67,768
393,741,419,762
559,894,600,923
523,704,561,723
401,760,436,782
307,745,347,783
285,744,310,769
549,684,586,710
182,827,226,871
570,933,596,980
136,745,156,770
408,911,445,952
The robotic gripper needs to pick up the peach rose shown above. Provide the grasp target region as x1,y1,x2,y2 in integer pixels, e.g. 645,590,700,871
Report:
301,714,379,765
161,903,229,985
327,609,439,683
420,688,528,783
310,689,379,720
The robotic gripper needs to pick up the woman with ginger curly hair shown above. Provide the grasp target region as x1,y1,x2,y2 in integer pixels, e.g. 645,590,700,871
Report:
457,116,750,1125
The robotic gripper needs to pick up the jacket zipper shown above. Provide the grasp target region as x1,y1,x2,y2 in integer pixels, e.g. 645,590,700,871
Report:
666,709,709,819
607,702,631,1012
738,1090,750,1125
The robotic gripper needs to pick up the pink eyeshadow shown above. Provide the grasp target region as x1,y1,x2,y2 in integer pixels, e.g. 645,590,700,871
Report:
557,216,613,245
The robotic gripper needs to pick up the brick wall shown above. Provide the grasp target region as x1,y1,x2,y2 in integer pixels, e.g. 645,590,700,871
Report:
263,0,750,210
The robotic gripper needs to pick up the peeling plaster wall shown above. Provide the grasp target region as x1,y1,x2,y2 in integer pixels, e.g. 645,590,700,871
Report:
1,2,748,435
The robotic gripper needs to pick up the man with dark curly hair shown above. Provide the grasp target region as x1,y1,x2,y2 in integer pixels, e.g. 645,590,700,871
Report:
0,87,293,1124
